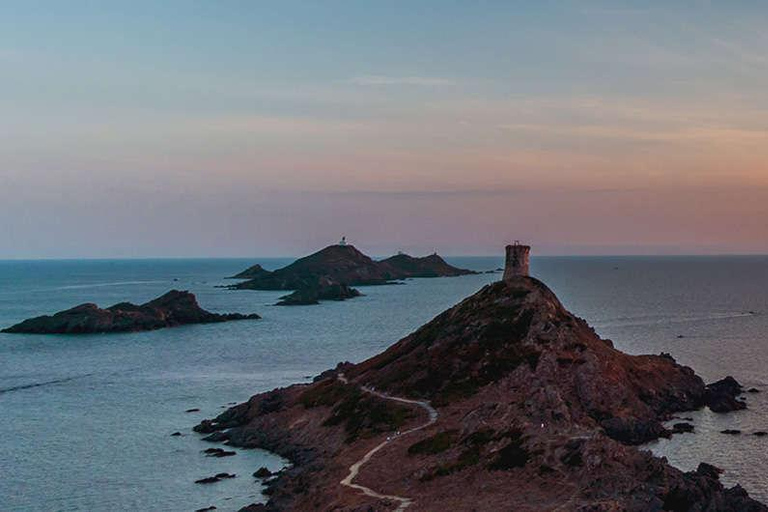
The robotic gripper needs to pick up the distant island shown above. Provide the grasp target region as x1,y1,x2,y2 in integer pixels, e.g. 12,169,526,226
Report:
196,245,764,511
2,290,260,334
228,243,477,305
276,278,362,306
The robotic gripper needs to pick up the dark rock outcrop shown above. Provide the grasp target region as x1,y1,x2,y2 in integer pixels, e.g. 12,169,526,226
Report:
2,290,260,334
705,376,747,413
194,473,236,484
229,244,475,291
203,447,236,457
253,467,273,478
197,276,763,511
276,279,361,306
671,422,695,434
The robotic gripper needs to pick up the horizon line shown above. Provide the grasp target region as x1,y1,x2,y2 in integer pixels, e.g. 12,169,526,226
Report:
2,253,768,262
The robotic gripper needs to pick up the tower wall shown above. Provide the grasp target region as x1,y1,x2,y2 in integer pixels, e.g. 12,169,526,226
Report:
503,243,530,280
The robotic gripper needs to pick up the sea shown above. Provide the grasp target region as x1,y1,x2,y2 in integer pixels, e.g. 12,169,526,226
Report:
1,256,767,511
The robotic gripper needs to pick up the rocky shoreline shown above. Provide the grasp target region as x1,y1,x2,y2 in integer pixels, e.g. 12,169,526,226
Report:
194,276,766,511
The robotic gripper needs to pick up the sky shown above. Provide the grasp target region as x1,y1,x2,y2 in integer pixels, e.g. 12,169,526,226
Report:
1,1,767,258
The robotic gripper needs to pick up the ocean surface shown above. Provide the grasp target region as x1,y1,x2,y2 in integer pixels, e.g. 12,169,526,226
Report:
1,256,767,510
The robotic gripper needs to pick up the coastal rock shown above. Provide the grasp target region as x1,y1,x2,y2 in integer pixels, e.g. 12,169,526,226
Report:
194,473,236,484
2,290,260,334
253,467,273,478
705,376,747,413
196,276,765,511
194,477,220,485
229,244,476,291
201,431,229,443
671,422,695,434
203,447,236,457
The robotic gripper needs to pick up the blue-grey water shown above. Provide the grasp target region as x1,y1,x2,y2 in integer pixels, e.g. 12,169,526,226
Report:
1,256,767,510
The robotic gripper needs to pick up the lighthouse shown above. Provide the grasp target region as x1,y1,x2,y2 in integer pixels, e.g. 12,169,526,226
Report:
503,241,530,280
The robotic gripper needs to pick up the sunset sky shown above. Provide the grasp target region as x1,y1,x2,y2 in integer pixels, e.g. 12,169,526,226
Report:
2,1,767,258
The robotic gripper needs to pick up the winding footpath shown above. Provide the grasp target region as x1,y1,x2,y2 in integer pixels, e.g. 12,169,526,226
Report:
337,373,438,512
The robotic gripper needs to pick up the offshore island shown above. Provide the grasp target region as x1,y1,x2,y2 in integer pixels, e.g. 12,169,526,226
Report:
196,244,765,511
2,290,260,334
228,238,478,306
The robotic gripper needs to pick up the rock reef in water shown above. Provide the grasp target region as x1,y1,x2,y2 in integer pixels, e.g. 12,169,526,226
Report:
2,290,260,334
195,276,764,511
229,244,476,291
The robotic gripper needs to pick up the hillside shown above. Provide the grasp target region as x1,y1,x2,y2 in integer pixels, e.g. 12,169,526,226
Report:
230,245,475,291
195,276,763,511
379,253,477,278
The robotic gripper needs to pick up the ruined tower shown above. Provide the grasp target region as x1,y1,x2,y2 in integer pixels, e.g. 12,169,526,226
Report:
503,241,530,280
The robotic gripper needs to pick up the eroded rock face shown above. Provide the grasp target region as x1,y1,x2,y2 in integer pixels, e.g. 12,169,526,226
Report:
197,277,764,511
2,290,260,334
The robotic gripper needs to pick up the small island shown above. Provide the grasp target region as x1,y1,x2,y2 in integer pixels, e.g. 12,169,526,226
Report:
227,241,477,305
276,279,361,306
2,290,260,334
196,245,764,511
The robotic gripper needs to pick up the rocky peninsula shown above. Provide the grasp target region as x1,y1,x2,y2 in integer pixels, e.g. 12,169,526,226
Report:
196,250,763,511
2,290,260,334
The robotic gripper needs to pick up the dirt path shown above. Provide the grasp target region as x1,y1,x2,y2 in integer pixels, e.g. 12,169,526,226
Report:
338,373,438,511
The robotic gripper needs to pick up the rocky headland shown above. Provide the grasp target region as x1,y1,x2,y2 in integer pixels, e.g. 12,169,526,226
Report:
195,274,763,511
229,244,476,292
2,290,260,334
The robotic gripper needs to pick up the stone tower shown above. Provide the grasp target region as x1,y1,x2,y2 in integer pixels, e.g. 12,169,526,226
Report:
503,241,530,280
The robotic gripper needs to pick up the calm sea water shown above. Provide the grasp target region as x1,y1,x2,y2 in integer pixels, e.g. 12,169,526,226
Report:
1,256,767,510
